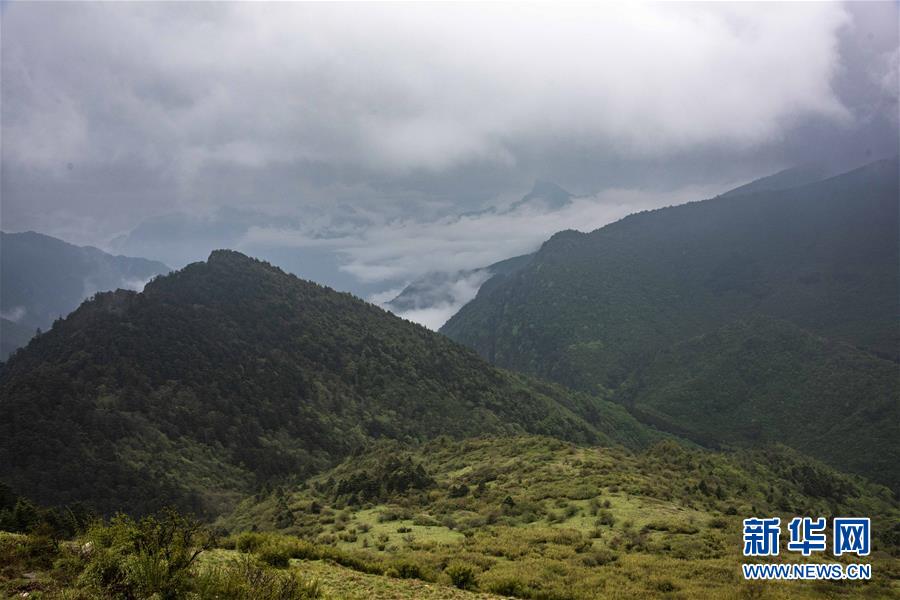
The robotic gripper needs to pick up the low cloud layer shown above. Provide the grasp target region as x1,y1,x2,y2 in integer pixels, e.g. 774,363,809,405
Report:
237,181,730,326
2,2,897,319
339,184,732,284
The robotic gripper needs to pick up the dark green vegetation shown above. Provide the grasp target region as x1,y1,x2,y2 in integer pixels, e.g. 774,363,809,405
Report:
0,509,323,599
3,161,898,598
4,436,898,599
0,481,91,540
442,159,900,489
620,316,899,489
0,250,659,516
0,230,170,359
221,436,900,599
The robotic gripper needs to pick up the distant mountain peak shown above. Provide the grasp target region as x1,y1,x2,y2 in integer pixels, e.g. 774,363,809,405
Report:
0,230,170,359
511,180,574,211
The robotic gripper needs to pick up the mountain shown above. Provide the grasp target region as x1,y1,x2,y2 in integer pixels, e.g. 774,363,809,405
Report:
381,181,575,329
109,206,392,299
0,231,170,359
0,250,660,516
9,435,899,599
719,162,836,198
619,315,899,489
509,180,573,211
441,159,900,487
384,254,533,329
224,435,900,599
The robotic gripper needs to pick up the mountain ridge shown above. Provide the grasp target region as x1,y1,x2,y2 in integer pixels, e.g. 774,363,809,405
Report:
441,158,899,488
0,230,170,359
0,249,661,516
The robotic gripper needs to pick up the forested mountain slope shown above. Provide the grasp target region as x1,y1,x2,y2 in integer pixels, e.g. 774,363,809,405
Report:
441,159,899,488
0,250,658,516
619,315,899,490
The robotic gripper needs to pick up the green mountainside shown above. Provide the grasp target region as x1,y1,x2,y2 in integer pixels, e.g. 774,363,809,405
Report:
619,315,900,489
220,435,900,599
0,250,659,516
441,159,900,488
0,230,170,359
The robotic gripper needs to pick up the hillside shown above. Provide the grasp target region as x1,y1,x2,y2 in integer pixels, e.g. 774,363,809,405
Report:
719,163,835,198
619,316,900,489
3,436,898,599
441,159,900,487
0,250,659,516
222,435,900,599
0,231,170,359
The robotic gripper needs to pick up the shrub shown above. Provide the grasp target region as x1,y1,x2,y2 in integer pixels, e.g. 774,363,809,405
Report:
195,555,321,600
234,531,267,553
257,542,292,568
595,510,615,527
581,548,618,566
389,560,423,579
77,509,213,600
445,561,478,590
485,577,526,597
263,537,318,564
449,484,470,498
655,579,677,593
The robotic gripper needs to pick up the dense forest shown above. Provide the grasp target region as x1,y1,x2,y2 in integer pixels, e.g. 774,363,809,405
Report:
442,159,900,488
0,250,659,516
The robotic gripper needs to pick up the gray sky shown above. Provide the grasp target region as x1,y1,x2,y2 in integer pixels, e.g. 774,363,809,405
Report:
2,2,898,317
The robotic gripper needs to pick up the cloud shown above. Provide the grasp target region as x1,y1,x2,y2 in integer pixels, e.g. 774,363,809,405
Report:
394,305,473,333
385,270,494,331
3,2,895,258
3,2,852,178
242,181,732,288
120,277,155,292
1,306,27,323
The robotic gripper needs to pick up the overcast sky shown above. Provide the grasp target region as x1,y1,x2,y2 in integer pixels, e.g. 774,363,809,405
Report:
2,2,898,320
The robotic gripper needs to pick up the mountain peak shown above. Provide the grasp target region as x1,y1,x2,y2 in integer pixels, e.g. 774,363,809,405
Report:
510,180,573,212
0,242,656,514
202,249,283,278
207,248,254,264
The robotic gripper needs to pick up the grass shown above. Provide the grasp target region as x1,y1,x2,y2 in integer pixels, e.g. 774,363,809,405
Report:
217,436,900,599
200,549,503,600
3,436,898,598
